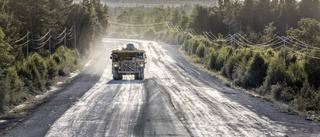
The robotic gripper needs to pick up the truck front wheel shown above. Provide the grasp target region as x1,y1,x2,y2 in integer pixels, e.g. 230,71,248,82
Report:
113,67,120,80
135,69,144,80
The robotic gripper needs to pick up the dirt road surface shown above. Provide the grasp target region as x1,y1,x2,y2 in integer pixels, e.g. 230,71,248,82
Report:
2,39,320,137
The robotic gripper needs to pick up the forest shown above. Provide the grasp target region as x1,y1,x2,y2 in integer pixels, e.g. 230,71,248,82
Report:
0,0,108,115
108,0,320,118
1,0,320,119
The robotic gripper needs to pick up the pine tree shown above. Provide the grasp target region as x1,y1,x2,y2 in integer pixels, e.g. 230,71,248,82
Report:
8,0,51,36
221,1,242,33
255,0,272,32
48,0,73,31
239,0,255,32
299,0,320,20
0,29,14,69
186,5,210,34
171,10,181,26
283,0,299,29
0,28,14,114
0,0,18,43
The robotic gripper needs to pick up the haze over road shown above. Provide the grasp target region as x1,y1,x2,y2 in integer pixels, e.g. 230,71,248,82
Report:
3,39,320,137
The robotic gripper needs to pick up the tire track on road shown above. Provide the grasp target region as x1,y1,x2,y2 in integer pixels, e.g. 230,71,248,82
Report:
46,79,146,137
147,42,287,136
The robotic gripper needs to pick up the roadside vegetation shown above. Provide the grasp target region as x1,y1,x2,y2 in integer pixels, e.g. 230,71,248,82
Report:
0,0,108,115
108,0,320,120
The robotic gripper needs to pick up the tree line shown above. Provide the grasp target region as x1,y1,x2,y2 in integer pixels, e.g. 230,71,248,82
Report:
108,0,320,119
186,0,319,37
0,0,108,115
109,0,319,43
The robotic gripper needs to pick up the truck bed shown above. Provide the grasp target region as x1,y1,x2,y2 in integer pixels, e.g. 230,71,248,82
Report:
111,50,145,53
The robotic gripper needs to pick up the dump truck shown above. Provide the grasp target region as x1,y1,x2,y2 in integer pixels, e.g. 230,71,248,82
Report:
110,43,147,80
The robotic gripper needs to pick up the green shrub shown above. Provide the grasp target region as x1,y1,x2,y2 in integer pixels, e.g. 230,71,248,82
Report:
271,83,295,102
29,62,44,91
168,31,179,44
315,91,320,112
233,58,248,86
196,43,205,58
182,40,189,52
0,69,9,114
215,54,224,71
208,49,217,70
265,48,276,58
178,33,187,45
280,87,295,102
188,55,201,63
304,51,320,88
189,37,199,55
221,55,237,79
222,48,253,80
271,83,284,100
245,52,268,88
292,81,317,111
47,58,58,80
143,28,156,40
52,46,79,76
215,46,234,71
30,53,48,80
286,61,306,88
294,96,308,111
7,67,22,89
52,54,61,64
262,54,289,92
0,67,27,106
38,49,51,58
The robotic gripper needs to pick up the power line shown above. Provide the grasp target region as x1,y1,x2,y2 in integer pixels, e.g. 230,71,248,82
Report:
32,29,52,42
52,28,66,39
13,27,75,59
29,36,51,49
16,40,30,47
109,21,169,27
14,31,30,44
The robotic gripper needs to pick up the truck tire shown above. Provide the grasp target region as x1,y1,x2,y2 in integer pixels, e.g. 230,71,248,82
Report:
138,68,144,80
113,73,119,80
119,74,123,80
113,67,119,80
140,72,144,80
134,74,139,80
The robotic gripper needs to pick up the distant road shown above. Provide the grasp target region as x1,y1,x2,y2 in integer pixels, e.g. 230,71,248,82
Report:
3,39,320,137
101,1,219,7
73,0,219,7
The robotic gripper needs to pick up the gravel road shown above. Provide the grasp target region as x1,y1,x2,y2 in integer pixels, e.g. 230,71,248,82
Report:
2,38,320,137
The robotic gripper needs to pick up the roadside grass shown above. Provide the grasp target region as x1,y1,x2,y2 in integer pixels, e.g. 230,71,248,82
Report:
178,47,320,122
0,44,106,133
2,72,80,118
187,55,202,64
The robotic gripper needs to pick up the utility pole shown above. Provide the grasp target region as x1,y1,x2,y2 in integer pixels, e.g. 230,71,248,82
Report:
74,23,77,50
175,27,179,45
64,28,67,50
187,30,191,46
203,31,208,56
176,33,179,45
231,35,235,48
49,31,51,57
283,37,286,65
27,30,29,60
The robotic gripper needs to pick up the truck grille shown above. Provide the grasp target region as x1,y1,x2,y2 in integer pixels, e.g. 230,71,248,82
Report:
120,62,137,71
